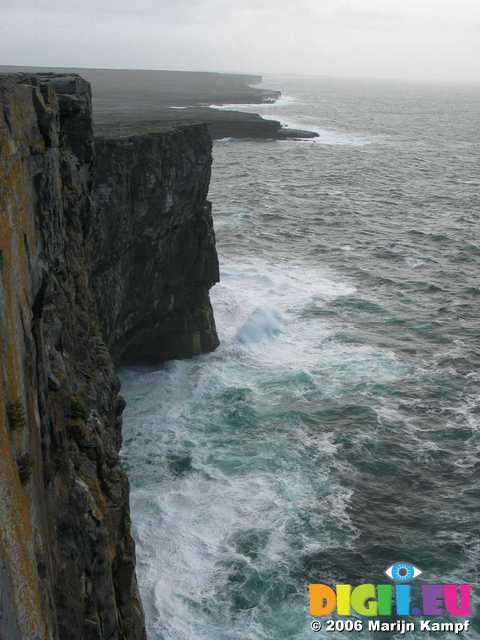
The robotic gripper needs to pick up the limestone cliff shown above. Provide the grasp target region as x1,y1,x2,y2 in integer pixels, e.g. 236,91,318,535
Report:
92,128,219,364
0,73,219,639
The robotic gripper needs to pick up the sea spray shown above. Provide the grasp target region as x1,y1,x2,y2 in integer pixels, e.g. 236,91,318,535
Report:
122,75,480,640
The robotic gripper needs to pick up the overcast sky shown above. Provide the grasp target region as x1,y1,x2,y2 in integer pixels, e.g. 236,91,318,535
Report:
1,0,479,83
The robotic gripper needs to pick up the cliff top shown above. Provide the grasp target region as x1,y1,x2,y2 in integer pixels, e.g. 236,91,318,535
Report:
0,66,317,140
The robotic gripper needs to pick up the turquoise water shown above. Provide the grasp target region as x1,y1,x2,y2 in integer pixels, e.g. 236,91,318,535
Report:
121,77,480,639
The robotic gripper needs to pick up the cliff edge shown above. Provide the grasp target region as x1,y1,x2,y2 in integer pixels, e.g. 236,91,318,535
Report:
0,73,219,639
92,127,219,364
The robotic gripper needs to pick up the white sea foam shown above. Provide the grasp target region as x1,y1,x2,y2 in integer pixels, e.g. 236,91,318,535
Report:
236,307,284,343
211,93,372,145
259,114,372,146
122,77,477,640
122,255,414,640
122,255,388,639
209,95,297,110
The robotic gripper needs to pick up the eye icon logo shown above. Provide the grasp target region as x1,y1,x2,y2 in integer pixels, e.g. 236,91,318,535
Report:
385,562,422,582
310,561,471,619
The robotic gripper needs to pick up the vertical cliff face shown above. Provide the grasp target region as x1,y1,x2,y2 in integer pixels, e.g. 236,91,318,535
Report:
92,128,219,364
0,72,146,640
0,73,219,639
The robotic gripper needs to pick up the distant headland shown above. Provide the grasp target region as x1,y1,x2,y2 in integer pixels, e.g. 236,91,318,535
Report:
0,65,318,140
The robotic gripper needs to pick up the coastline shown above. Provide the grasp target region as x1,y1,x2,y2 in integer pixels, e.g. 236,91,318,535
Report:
0,65,319,140
0,72,219,639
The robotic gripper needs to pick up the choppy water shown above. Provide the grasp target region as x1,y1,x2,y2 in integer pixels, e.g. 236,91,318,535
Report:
121,76,480,639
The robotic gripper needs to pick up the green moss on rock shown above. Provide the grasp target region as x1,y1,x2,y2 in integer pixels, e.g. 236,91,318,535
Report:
70,397,89,421
6,400,26,431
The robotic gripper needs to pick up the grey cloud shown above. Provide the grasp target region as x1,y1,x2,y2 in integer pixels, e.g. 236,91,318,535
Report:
1,0,479,83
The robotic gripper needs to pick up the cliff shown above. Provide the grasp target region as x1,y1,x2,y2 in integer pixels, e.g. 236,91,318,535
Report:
0,73,219,639
0,66,280,109
94,110,319,142
0,66,318,141
92,128,218,364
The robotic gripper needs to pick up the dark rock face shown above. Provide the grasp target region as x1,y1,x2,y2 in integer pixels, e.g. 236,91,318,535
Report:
94,109,319,142
0,72,219,639
92,128,219,364
0,65,318,141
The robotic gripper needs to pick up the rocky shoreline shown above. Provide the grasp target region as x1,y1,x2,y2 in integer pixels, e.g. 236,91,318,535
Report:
94,108,318,141
0,72,219,639
0,66,318,140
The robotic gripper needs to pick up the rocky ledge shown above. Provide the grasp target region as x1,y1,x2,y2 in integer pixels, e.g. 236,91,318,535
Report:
0,72,219,639
94,109,318,141
0,66,318,141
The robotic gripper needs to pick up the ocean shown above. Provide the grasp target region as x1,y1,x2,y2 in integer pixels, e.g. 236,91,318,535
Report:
120,76,480,639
